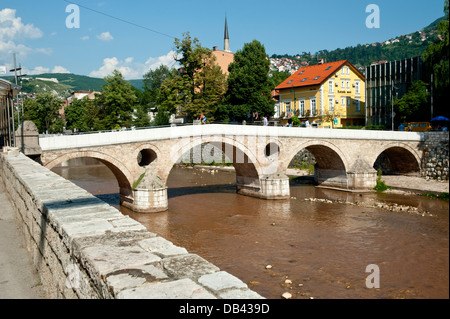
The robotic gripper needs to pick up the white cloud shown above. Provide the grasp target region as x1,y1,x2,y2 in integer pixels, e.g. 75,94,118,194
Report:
89,52,177,80
26,66,50,75
0,8,43,41
0,8,47,61
52,66,71,74
97,31,113,42
81,35,89,41
144,51,178,72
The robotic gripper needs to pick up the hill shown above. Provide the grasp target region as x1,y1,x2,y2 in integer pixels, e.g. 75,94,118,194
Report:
0,73,144,98
270,16,445,73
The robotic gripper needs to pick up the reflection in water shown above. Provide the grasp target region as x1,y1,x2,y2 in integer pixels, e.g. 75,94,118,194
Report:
52,158,449,299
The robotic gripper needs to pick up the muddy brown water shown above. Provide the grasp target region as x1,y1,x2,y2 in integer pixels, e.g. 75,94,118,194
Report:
52,158,449,299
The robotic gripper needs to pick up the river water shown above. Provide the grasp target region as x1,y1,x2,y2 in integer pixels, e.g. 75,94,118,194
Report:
52,158,449,299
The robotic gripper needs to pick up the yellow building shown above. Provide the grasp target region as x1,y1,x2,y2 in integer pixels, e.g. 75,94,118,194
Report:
275,60,365,128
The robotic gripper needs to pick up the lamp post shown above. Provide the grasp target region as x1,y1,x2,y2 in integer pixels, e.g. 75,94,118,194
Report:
391,80,398,131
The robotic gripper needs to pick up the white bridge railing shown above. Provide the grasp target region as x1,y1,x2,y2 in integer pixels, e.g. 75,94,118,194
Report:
39,124,424,151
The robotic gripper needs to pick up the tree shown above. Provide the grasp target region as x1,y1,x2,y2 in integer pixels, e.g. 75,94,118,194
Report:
424,0,449,118
268,70,290,89
96,70,137,130
142,65,175,112
24,93,63,133
65,98,90,132
132,104,151,128
160,32,227,122
394,81,429,122
226,40,275,121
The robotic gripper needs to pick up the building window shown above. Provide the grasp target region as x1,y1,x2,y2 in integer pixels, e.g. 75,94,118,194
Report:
311,98,317,115
286,101,291,113
341,97,345,106
346,80,350,89
341,80,345,89
329,98,334,112
299,100,305,116
347,97,351,107
355,99,360,112
346,66,350,75
355,81,360,94
329,80,334,93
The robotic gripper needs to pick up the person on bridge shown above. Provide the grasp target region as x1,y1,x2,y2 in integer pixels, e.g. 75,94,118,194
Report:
197,113,207,125
263,116,268,126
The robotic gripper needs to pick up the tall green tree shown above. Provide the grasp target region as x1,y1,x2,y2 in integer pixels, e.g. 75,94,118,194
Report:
424,0,449,118
394,81,429,122
142,65,175,111
65,98,90,132
160,32,227,122
226,40,275,121
24,93,63,133
96,70,137,130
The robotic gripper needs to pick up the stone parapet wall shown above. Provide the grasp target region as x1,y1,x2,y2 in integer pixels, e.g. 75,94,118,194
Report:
0,150,263,299
421,132,449,181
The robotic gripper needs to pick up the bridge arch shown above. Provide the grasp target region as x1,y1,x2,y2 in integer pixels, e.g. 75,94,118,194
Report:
282,140,350,188
163,135,263,190
372,143,421,175
282,140,350,171
44,150,134,197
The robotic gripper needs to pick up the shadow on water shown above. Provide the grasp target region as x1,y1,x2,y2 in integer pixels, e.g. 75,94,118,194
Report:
168,184,236,198
93,183,237,208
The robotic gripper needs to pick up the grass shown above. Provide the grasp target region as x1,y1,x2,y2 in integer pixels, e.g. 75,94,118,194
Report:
373,169,392,192
133,173,145,189
421,192,449,201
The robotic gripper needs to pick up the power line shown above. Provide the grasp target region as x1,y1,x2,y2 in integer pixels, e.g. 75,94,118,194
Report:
63,0,176,39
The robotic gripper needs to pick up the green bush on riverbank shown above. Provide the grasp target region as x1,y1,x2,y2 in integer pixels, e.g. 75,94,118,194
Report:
421,192,449,201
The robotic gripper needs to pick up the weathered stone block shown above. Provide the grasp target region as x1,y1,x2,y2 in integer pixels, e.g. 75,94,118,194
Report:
117,278,216,299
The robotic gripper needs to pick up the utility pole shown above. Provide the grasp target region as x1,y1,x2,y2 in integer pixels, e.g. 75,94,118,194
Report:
9,53,26,145
9,53,21,146
391,80,398,131
430,73,434,120
391,80,394,131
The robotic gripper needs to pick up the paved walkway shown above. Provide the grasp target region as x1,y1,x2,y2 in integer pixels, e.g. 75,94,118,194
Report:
382,175,449,194
0,182,46,299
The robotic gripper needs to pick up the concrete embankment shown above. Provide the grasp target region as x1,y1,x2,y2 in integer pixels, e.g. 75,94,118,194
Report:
0,149,263,299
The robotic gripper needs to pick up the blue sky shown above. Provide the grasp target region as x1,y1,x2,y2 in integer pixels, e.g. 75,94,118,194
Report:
1,0,446,79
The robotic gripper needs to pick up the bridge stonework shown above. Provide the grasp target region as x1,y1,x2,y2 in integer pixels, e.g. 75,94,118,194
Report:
39,125,428,213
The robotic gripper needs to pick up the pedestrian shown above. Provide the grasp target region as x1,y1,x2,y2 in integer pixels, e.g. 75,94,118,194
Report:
197,113,207,125
263,116,268,126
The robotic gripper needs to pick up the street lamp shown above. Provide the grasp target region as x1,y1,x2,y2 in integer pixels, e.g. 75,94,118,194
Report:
391,80,398,131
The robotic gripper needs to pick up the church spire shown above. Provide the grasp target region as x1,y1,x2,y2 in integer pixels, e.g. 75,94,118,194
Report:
224,15,231,52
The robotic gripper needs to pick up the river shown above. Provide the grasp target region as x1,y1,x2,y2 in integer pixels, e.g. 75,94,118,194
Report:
52,158,449,299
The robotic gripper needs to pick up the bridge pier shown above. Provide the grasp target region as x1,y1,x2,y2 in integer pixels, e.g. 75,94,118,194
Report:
121,187,168,213
121,171,169,213
237,173,290,200
314,158,378,191
346,158,378,190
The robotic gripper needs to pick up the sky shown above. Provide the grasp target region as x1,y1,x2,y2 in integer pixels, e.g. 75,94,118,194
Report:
0,0,446,80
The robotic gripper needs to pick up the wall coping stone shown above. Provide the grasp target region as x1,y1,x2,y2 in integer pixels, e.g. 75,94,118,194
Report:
0,152,264,299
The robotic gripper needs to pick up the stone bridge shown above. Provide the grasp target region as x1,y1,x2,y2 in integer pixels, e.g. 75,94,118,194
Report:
39,124,424,213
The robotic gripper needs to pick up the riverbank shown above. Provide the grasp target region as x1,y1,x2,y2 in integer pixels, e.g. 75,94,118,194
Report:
187,164,449,197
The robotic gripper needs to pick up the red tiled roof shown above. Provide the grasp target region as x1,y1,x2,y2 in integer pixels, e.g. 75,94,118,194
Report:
275,60,358,90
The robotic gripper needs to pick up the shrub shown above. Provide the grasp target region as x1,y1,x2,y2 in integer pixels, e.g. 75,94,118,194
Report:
373,169,392,192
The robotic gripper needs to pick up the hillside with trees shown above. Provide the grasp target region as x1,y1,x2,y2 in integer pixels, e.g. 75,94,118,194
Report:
270,16,445,71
